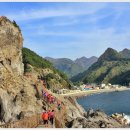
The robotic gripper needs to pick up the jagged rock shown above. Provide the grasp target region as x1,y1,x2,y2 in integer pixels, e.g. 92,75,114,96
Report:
99,120,107,128
68,107,127,128
0,16,42,123
0,16,24,77
86,108,94,118
17,111,25,119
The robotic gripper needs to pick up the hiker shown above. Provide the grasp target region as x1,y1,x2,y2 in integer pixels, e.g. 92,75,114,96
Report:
57,101,61,111
48,94,52,104
53,98,56,103
42,111,45,123
47,94,50,102
51,96,55,104
48,110,51,120
43,92,47,101
49,110,55,126
45,92,48,101
50,95,54,104
42,90,46,97
46,92,49,97
42,111,49,127
57,104,61,111
43,92,46,97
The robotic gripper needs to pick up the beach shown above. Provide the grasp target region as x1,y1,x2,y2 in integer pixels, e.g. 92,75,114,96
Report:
60,87,130,98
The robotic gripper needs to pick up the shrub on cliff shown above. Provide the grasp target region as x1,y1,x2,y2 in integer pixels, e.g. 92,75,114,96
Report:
22,47,53,70
12,20,21,32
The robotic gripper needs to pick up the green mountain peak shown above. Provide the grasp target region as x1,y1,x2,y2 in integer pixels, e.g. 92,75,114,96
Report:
98,48,121,62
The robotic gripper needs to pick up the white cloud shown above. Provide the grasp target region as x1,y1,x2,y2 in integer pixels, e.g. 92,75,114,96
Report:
6,3,130,59
6,3,107,21
23,26,130,60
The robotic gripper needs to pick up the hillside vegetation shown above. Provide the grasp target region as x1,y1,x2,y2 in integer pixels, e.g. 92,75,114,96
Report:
72,48,130,86
22,47,72,89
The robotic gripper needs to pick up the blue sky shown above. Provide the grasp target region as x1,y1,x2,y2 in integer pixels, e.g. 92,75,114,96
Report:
1,2,130,60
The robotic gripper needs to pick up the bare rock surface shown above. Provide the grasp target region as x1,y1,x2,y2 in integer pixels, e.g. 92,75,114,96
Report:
0,16,24,77
0,16,42,124
69,108,128,128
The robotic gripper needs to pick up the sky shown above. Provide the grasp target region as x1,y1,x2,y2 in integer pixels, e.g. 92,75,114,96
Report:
1,2,130,60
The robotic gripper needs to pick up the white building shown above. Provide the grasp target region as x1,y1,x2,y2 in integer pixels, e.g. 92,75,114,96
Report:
101,84,106,88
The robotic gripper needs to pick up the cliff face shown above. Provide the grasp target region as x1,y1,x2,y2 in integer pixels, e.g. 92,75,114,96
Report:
0,16,24,77
0,17,42,124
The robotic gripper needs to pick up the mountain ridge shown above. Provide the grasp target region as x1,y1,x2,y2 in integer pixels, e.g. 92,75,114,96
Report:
71,48,130,85
119,48,130,59
98,48,122,62
45,56,98,78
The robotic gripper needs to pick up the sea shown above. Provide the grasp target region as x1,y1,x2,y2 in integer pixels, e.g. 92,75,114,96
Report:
77,90,130,116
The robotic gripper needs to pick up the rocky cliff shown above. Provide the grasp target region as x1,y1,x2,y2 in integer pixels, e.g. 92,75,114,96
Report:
53,96,128,128
0,16,24,77
0,16,43,124
0,16,77,126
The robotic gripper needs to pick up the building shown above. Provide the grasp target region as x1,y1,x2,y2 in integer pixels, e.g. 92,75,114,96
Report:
83,85,93,90
79,84,86,90
57,89,70,94
112,85,119,88
101,84,106,88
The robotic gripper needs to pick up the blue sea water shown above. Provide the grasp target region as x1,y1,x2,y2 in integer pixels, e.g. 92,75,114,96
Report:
77,90,130,115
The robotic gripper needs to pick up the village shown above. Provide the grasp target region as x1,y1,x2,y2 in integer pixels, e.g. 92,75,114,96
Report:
57,83,130,95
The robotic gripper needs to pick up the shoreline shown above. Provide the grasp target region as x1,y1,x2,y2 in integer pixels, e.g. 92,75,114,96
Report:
61,87,130,99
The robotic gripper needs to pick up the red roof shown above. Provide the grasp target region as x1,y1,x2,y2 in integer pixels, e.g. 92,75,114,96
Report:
85,85,93,88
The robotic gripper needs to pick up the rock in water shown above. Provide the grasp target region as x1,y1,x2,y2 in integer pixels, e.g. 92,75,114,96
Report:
87,108,94,117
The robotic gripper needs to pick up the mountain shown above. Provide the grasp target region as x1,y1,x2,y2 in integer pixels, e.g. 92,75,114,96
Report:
75,56,98,69
45,57,84,78
120,48,130,59
72,48,130,85
98,48,122,61
45,56,98,78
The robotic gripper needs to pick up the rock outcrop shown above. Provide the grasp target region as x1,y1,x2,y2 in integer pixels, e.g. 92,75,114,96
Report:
0,16,24,77
0,16,42,124
65,106,128,128
57,97,125,128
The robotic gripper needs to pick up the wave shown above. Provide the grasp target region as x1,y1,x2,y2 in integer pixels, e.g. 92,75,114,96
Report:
124,114,130,125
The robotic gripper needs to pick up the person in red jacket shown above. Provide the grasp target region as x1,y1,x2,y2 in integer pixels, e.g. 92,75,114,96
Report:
48,110,51,120
42,111,49,127
49,110,55,125
49,95,52,104
47,94,50,103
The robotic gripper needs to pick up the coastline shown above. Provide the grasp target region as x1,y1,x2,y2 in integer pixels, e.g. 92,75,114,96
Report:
61,87,130,98
61,88,130,128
